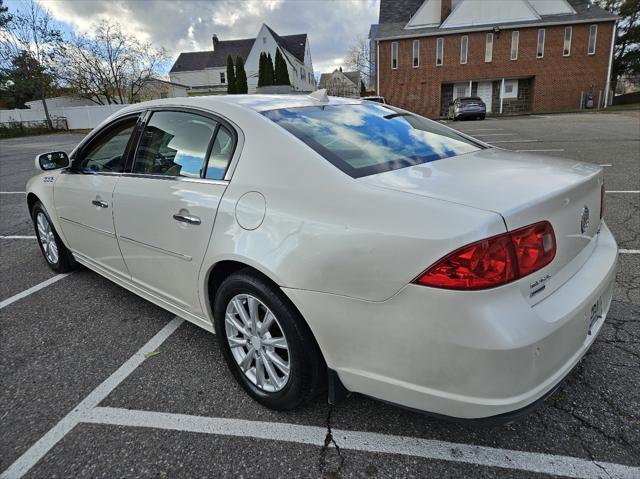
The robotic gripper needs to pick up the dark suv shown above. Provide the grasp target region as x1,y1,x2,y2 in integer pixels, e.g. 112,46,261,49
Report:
448,97,486,121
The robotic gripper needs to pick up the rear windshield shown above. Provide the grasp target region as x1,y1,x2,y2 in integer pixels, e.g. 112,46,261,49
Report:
262,103,483,178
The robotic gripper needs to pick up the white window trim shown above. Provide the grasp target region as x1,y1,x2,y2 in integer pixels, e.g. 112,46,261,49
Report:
564,26,572,57
391,41,398,69
436,38,444,66
460,35,468,65
485,33,493,63
413,39,420,68
588,24,597,55
511,31,519,61
537,28,545,59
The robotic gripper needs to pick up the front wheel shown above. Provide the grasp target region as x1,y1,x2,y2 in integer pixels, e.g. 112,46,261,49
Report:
32,202,76,273
213,270,325,410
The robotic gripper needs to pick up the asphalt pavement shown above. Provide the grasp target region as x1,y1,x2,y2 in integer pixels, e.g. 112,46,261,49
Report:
1,112,638,478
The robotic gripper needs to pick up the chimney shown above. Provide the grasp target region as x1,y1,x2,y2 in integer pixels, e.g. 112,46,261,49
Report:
440,0,452,23
212,34,219,51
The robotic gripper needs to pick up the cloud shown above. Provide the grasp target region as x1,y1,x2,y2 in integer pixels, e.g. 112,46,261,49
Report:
35,0,379,75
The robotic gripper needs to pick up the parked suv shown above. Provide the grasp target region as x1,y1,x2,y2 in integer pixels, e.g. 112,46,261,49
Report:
448,97,486,121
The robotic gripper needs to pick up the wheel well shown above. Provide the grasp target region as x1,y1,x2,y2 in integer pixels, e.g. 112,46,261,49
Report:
27,193,39,216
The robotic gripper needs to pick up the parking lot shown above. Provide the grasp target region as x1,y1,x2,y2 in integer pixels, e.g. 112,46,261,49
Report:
1,112,639,478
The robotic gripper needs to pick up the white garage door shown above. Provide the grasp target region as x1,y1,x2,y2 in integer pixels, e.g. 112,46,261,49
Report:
477,81,493,113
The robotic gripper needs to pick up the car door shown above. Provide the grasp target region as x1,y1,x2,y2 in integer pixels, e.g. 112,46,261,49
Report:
113,109,236,316
54,114,140,277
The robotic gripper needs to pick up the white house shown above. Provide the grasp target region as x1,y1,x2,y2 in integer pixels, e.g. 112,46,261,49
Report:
169,24,316,94
318,69,362,98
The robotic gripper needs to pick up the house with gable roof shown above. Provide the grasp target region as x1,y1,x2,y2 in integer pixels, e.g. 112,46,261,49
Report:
170,24,316,95
370,0,618,117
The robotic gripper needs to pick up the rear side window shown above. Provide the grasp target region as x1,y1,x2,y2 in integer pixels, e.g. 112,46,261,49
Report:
133,111,217,178
262,104,482,178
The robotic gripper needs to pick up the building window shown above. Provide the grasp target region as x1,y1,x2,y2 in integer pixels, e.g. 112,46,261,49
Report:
563,26,572,56
485,33,493,63
502,79,518,98
220,72,226,84
537,28,545,58
511,31,519,60
460,35,468,64
588,24,597,55
413,39,420,67
301,68,305,80
436,38,444,66
391,41,398,69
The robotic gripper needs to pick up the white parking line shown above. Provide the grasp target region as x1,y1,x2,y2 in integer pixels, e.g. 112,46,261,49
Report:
515,149,565,153
600,164,613,167
473,133,518,137
0,274,70,310
83,407,639,479
461,128,505,132
606,191,640,194
620,249,640,254
0,192,26,195
0,317,184,479
0,235,36,240
492,140,541,144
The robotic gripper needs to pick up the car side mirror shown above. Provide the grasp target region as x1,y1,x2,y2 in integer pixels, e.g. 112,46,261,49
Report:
35,152,69,171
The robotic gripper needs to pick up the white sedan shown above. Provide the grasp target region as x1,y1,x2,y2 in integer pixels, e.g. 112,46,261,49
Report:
26,93,617,421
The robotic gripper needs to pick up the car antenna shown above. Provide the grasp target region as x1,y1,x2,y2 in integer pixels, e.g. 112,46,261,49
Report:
308,89,329,104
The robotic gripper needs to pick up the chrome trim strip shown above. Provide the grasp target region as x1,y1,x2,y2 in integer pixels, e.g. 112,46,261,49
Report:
118,235,192,262
59,217,115,237
77,171,229,186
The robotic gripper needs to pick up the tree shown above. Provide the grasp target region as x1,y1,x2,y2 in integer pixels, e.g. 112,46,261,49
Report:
274,49,290,86
265,53,275,86
257,52,266,87
0,51,56,108
60,20,168,105
595,0,640,93
1,0,63,128
345,36,373,90
226,54,236,94
0,0,11,28
235,56,248,94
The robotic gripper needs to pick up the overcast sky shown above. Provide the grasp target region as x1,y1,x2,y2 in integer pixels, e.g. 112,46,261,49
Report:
9,0,380,76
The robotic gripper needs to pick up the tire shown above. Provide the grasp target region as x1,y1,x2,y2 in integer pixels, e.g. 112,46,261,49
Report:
480,115,486,120
31,201,76,273
213,269,325,410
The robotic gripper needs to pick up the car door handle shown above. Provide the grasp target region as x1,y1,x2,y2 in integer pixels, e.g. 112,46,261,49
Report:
91,200,109,208
173,213,201,225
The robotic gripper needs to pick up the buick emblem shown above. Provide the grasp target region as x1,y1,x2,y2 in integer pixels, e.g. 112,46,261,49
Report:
580,206,590,234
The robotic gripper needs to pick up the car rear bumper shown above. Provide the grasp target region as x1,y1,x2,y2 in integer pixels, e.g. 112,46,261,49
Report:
283,222,618,419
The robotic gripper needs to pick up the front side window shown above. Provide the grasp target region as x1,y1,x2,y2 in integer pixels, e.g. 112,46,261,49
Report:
413,39,420,67
391,41,398,69
79,118,137,173
564,26,572,56
262,103,482,178
511,31,519,60
460,35,468,64
436,38,444,66
537,29,545,58
588,24,597,55
133,111,217,178
485,33,493,63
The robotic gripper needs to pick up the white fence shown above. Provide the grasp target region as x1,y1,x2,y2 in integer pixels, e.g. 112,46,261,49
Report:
0,104,127,130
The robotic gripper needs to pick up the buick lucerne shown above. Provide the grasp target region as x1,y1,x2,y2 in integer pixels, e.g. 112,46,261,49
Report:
27,93,618,421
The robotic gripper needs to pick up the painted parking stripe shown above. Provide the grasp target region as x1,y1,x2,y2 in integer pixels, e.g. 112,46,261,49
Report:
83,407,639,479
600,164,613,167
514,149,565,152
0,235,37,240
0,274,70,310
491,140,541,144
0,317,184,479
473,133,518,137
0,192,26,194
460,128,505,132
620,249,640,254
606,191,640,194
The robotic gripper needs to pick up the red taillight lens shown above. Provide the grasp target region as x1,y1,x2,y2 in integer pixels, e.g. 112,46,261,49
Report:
600,183,605,219
414,221,556,290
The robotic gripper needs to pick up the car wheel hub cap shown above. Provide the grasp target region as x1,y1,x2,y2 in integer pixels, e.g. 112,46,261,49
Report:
36,212,58,264
225,294,290,393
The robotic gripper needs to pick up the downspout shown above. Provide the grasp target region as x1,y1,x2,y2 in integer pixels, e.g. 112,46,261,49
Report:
376,40,380,95
604,22,617,109
500,78,505,114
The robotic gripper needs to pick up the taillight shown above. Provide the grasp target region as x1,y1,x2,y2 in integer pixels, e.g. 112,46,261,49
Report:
600,183,605,219
414,221,556,291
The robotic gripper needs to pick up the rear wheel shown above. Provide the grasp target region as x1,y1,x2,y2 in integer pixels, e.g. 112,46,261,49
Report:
213,270,325,410
480,115,486,120
31,202,76,273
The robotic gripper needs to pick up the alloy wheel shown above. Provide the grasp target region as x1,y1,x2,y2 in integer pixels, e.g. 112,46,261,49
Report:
225,294,290,393
36,212,59,265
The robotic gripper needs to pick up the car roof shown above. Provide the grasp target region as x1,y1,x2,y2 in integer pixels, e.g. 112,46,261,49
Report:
117,94,363,115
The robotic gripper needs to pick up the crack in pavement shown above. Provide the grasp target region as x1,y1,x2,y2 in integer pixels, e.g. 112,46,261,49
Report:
318,405,345,478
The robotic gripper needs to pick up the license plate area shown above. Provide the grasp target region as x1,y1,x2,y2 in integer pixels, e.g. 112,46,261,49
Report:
587,296,603,335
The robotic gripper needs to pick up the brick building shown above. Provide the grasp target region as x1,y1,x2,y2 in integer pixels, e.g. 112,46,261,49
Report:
370,0,617,118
